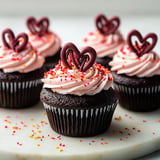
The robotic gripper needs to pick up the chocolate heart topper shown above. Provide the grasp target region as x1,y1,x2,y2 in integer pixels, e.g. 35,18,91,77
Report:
127,30,157,57
26,16,49,37
61,43,96,72
2,28,28,53
95,14,120,35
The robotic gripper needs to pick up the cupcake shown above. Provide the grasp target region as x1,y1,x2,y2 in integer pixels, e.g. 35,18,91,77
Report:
26,16,61,70
0,28,45,108
40,42,118,137
82,14,124,68
109,29,160,112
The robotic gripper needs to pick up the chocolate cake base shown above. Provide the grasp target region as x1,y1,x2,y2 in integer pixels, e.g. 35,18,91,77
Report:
113,72,160,112
40,88,118,137
0,67,46,109
44,48,61,70
96,56,112,69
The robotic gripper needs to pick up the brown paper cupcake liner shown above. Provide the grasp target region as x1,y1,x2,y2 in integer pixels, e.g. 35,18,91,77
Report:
113,83,160,111
0,80,43,109
43,102,118,137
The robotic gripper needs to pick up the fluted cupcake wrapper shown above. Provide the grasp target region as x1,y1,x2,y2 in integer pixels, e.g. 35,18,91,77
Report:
113,83,160,112
0,80,43,109
43,102,118,137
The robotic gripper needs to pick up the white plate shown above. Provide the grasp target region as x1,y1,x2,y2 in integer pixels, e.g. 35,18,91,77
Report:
0,102,160,160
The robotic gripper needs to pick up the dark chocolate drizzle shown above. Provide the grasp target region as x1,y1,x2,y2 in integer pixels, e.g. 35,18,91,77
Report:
61,42,96,72
26,16,49,37
127,30,157,57
2,28,28,52
95,14,120,35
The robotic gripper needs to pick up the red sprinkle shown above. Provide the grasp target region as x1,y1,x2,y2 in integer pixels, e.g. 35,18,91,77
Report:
84,84,87,87
108,77,113,81
120,47,126,55
89,32,94,36
101,40,106,44
11,57,21,61
84,38,88,42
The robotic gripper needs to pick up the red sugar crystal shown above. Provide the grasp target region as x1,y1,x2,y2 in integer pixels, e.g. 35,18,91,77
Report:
89,32,94,36
84,38,88,42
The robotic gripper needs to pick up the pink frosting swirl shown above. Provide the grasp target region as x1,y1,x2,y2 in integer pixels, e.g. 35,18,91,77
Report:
28,31,61,57
0,43,45,73
109,45,160,77
43,61,113,96
82,30,124,58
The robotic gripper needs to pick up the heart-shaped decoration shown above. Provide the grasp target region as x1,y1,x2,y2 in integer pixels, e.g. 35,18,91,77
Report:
95,14,120,35
2,28,28,52
61,43,96,72
127,30,157,57
26,16,49,36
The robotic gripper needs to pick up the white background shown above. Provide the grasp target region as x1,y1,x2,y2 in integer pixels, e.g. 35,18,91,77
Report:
0,0,160,50
0,0,159,16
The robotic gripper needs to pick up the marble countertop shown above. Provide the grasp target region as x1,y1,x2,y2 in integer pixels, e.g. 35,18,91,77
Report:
0,15,160,159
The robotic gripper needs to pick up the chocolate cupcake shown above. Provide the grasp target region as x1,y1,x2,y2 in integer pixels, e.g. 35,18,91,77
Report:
110,29,160,112
0,28,45,108
81,14,124,68
40,42,118,137
26,16,61,70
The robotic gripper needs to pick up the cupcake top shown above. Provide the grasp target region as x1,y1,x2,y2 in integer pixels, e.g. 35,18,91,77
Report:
109,30,160,78
26,16,61,58
43,42,113,96
82,14,124,58
0,28,44,73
